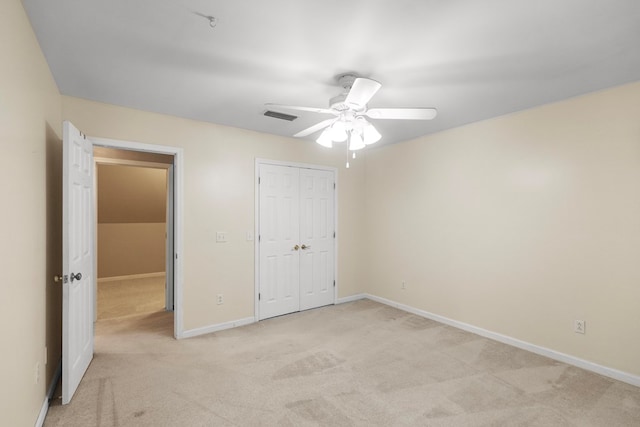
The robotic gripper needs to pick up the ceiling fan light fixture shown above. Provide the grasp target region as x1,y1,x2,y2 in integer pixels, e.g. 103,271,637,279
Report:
316,128,333,148
329,121,348,142
349,130,365,151
363,122,381,145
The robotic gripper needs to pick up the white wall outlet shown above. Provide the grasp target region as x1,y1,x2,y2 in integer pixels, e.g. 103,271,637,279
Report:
217,294,224,305
34,362,40,384
401,281,406,290
574,320,586,334
216,232,227,243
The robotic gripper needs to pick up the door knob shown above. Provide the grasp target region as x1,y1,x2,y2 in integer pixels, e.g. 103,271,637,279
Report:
70,272,82,282
301,244,311,250
293,245,300,251
54,275,67,283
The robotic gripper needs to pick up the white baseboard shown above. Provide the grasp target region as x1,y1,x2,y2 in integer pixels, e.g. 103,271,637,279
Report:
365,293,640,388
336,293,367,304
172,292,639,387
98,272,165,283
180,295,368,339
35,360,62,427
180,316,255,339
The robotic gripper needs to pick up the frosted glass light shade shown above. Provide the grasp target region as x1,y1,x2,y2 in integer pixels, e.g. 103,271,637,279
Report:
330,121,348,142
363,122,382,144
349,131,365,150
316,128,333,148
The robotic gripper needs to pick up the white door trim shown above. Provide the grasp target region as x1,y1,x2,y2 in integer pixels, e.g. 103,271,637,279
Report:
91,137,185,339
254,158,338,321
93,157,172,169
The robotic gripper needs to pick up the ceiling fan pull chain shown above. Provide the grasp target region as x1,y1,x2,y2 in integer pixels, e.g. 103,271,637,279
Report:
345,141,350,168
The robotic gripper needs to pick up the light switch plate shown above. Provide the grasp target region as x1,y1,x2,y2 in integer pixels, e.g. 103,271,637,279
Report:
216,232,227,242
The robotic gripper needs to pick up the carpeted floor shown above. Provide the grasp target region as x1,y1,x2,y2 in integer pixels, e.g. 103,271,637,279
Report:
45,300,640,426
97,276,165,320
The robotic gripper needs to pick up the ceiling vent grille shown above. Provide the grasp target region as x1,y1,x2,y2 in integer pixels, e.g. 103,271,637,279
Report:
264,110,297,121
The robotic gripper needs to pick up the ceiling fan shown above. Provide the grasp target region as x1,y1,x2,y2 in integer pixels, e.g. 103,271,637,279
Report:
266,74,437,152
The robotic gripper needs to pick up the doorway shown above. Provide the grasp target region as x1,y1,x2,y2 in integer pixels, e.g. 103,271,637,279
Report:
94,149,173,321
255,160,337,320
90,137,184,339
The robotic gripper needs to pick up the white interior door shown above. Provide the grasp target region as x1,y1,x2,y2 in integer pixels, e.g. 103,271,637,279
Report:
62,121,95,404
258,163,335,320
299,169,335,310
259,165,300,319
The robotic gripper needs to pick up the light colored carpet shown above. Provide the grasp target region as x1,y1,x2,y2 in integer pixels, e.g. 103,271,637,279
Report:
97,276,165,320
45,300,640,426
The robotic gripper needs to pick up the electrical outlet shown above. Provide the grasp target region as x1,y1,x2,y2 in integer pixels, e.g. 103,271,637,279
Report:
401,281,406,290
216,232,227,243
34,362,40,384
574,320,586,334
217,294,224,305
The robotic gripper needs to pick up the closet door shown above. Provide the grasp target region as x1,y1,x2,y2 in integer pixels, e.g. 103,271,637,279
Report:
258,165,300,319
299,169,335,310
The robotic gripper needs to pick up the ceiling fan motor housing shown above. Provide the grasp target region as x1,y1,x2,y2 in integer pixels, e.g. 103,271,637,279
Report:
329,93,351,111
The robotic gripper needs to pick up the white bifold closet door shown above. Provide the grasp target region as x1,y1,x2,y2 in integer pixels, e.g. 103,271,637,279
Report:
259,164,335,320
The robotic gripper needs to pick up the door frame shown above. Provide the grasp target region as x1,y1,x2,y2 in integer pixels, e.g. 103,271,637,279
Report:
91,137,185,338
254,158,338,321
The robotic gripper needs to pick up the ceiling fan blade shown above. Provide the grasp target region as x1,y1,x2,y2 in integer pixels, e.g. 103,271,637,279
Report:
365,108,438,120
294,118,337,137
345,78,382,109
265,103,335,115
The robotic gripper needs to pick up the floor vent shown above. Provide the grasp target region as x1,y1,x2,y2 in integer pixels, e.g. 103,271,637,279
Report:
264,110,297,121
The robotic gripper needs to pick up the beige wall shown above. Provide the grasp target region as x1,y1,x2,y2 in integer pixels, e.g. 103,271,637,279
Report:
62,96,368,331
0,0,62,425
364,81,640,376
98,223,166,277
97,164,167,223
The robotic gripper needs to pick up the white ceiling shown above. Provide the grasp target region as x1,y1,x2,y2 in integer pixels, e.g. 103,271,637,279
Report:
23,0,640,146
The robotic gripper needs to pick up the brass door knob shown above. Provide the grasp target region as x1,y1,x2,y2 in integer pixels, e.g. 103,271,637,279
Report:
301,244,311,250
293,245,300,251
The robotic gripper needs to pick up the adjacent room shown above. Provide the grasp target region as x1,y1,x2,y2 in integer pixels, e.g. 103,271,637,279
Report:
3,0,640,426
94,148,172,321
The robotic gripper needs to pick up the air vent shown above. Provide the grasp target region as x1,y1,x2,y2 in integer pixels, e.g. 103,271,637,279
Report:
264,110,297,121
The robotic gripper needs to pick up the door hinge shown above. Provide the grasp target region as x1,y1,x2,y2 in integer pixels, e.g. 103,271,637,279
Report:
333,231,336,238
258,293,261,301
334,182,336,189
258,234,261,242
333,280,335,287
258,177,261,184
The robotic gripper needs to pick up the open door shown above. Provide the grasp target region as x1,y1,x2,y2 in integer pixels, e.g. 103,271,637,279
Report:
62,121,95,404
